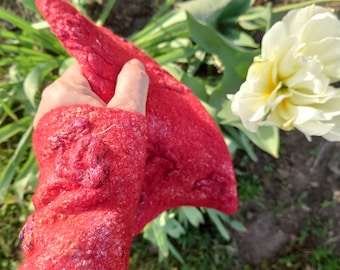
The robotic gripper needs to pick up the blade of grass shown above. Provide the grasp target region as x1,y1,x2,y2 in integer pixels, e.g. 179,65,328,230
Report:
0,99,18,121
0,117,31,144
129,9,186,43
0,44,54,58
150,0,176,22
0,56,55,68
0,8,37,31
134,22,188,49
0,8,67,55
13,150,38,200
23,59,61,108
206,209,231,241
0,29,36,45
96,0,116,26
155,47,195,65
0,124,33,204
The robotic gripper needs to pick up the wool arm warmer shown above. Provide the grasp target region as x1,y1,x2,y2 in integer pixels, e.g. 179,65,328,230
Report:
19,105,147,270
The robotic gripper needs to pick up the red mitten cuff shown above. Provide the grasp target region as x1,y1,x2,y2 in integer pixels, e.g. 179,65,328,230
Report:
19,105,147,270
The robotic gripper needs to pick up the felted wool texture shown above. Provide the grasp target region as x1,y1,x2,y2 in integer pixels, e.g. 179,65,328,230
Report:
19,105,147,270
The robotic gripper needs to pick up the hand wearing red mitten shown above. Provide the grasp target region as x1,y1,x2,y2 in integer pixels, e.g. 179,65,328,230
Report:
19,59,149,270
20,1,239,268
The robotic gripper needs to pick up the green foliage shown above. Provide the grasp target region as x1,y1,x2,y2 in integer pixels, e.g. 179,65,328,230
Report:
143,211,186,263
130,213,238,270
0,7,68,205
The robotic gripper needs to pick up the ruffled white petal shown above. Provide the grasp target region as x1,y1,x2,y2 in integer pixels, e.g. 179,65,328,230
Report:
229,5,340,141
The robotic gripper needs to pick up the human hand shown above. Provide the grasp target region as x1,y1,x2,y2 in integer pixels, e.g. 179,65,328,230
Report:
20,59,150,270
34,58,149,127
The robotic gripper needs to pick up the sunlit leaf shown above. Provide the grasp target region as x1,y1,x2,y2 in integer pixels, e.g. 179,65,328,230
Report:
0,117,31,144
19,0,39,13
165,215,185,238
186,12,258,92
143,213,169,261
206,209,231,241
0,125,33,204
23,59,61,108
13,151,38,200
178,206,204,227
229,220,247,232
218,100,279,158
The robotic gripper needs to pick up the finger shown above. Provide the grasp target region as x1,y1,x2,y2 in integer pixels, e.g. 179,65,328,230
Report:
34,64,105,127
107,59,149,115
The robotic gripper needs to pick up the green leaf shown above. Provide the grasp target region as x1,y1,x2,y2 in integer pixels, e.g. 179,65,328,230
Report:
130,9,187,47
0,8,35,31
143,212,187,262
179,0,253,45
177,0,233,27
222,124,258,161
218,100,279,158
229,220,247,232
13,150,38,200
206,209,231,241
165,214,185,238
178,207,204,227
186,12,258,93
0,44,52,58
0,125,33,204
134,21,188,51
150,0,177,22
223,133,239,158
241,125,280,158
167,241,185,264
163,63,208,101
0,98,18,122
239,5,272,31
218,0,252,24
0,117,31,144
143,213,169,261
224,28,258,48
23,59,61,108
0,29,35,45
155,47,196,65
19,0,39,13
96,0,116,26
0,8,67,55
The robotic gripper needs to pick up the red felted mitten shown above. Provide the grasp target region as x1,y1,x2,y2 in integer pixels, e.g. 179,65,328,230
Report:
19,0,239,269
35,0,238,232
19,106,147,269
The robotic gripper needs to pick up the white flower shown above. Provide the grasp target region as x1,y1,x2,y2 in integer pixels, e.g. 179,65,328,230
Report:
228,5,340,141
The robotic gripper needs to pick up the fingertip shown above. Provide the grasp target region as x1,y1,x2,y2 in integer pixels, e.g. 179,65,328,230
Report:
107,59,149,114
128,58,146,69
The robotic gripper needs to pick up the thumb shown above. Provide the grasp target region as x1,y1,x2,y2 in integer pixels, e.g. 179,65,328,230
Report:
107,59,149,115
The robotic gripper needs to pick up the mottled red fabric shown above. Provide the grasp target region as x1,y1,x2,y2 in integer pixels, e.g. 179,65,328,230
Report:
19,0,238,269
20,106,147,269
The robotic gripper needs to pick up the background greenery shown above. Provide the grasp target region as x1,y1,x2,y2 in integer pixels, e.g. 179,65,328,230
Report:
1,0,340,269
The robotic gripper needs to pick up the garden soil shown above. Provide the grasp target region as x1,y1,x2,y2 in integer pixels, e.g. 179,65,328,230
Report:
233,131,340,266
